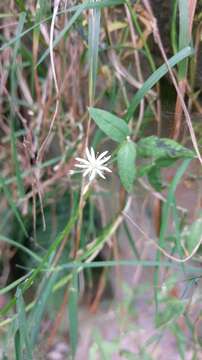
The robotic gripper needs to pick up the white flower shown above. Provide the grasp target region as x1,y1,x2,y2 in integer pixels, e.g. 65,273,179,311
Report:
75,147,112,182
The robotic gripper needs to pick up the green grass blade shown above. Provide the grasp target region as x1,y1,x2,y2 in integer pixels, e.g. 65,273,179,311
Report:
0,177,28,237
0,1,124,53
36,5,83,68
0,272,33,296
88,0,101,104
30,271,59,346
16,287,33,360
14,330,22,360
154,158,191,312
178,0,190,79
51,259,201,273
123,221,140,259
36,0,125,67
68,271,79,359
171,198,185,274
0,235,42,263
0,196,81,317
125,46,194,122
171,0,178,54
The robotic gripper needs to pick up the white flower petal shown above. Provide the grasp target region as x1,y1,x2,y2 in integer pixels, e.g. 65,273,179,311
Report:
96,151,108,161
89,168,96,181
99,166,112,172
75,164,89,169
74,147,111,182
83,167,92,177
96,169,106,179
98,155,111,165
75,157,89,165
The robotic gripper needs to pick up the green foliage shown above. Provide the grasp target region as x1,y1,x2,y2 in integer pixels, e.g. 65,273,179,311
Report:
136,136,194,190
117,138,136,192
0,1,201,358
125,46,194,122
30,272,59,346
16,288,33,359
88,0,101,103
89,107,130,142
155,299,185,328
68,272,79,359
147,166,163,191
137,136,195,160
178,0,190,79
14,331,22,360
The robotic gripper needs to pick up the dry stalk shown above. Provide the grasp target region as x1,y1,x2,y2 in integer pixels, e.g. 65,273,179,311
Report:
123,211,202,263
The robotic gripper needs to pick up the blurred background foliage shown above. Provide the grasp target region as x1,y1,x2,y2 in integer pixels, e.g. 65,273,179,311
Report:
0,1,202,359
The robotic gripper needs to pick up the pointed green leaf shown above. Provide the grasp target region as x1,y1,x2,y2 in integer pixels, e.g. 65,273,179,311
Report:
181,216,202,254
89,107,130,143
137,136,195,160
117,139,136,192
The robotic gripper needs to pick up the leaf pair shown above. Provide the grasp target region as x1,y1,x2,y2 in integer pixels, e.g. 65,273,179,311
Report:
89,107,195,193
89,107,136,192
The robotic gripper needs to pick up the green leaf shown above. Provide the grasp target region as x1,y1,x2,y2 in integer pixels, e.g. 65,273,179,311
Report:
155,158,178,168
181,217,202,254
89,107,130,143
117,139,136,192
136,136,194,192
136,163,154,177
147,166,163,191
137,136,195,160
